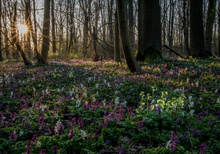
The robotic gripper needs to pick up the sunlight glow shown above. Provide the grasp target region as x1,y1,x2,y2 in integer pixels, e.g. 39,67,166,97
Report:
17,24,28,34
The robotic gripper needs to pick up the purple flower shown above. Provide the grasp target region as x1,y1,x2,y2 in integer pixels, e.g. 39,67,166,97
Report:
138,120,144,129
68,128,74,139
117,147,123,154
9,131,17,142
25,150,31,154
200,143,206,154
169,132,178,152
38,116,44,130
10,112,16,122
105,139,111,145
31,134,38,142
26,140,32,149
192,129,201,136
0,112,5,124
217,111,220,120
77,117,83,128
171,132,178,143
45,123,52,134
54,121,64,135
170,142,177,152
40,149,46,154
52,145,58,154
154,106,161,114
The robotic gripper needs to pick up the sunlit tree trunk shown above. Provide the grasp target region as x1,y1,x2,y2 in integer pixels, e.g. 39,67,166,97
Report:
11,1,31,66
51,0,56,53
24,0,32,59
116,0,143,74
40,0,51,64
205,0,216,56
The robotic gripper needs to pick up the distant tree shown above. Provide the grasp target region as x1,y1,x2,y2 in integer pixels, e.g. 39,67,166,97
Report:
189,0,207,57
136,0,162,62
11,1,31,66
51,0,56,53
116,0,143,73
0,0,3,61
205,0,216,56
24,0,32,59
40,0,51,64
114,9,121,62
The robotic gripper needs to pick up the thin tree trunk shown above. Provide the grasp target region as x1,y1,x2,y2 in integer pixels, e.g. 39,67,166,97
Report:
11,1,31,66
114,9,121,62
51,0,56,53
0,0,3,61
205,0,216,56
116,0,143,74
40,0,51,64
128,0,135,54
24,0,32,59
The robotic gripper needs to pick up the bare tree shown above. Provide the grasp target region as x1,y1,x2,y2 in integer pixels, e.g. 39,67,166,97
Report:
51,0,56,53
40,0,51,64
116,0,143,73
137,0,162,62
114,9,121,62
205,0,216,56
11,1,31,66
0,0,3,61
190,0,206,57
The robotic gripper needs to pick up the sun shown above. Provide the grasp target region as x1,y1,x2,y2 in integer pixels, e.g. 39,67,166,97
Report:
17,23,28,34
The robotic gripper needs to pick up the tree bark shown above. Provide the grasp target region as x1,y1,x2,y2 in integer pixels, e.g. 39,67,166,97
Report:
137,0,162,62
114,9,121,62
0,0,3,61
51,0,56,53
205,0,216,56
40,0,51,64
116,0,143,74
190,0,206,57
11,1,31,66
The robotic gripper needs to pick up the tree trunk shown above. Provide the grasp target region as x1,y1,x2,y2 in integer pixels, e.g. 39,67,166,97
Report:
116,0,143,74
114,9,121,62
128,0,135,54
190,0,206,57
24,0,32,59
218,0,220,57
51,0,56,53
11,1,31,66
137,0,162,62
205,0,216,56
183,0,189,55
0,0,3,61
40,0,51,64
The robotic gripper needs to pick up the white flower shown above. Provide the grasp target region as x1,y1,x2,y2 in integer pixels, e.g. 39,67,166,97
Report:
80,130,87,138
19,131,24,136
188,96,192,102
76,99,81,107
96,83,99,89
217,98,220,104
189,110,195,116
115,97,120,105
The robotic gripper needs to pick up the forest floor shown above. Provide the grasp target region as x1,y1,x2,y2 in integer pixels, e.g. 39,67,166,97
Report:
0,58,220,154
